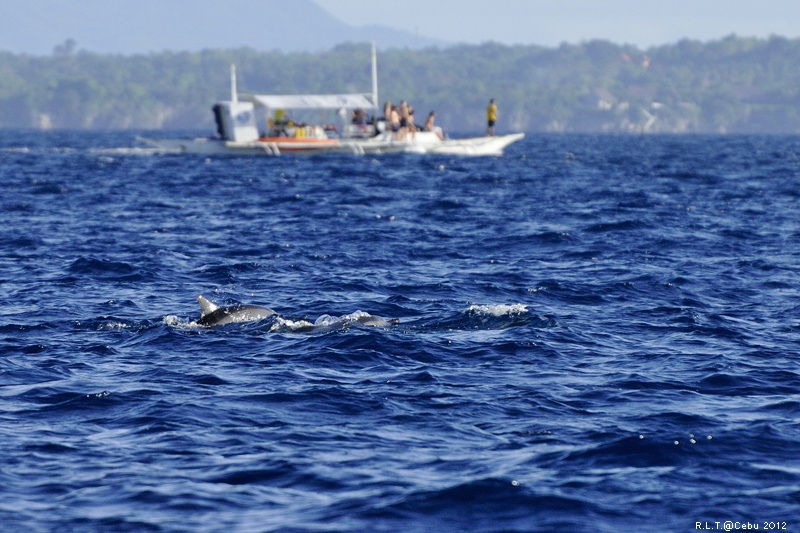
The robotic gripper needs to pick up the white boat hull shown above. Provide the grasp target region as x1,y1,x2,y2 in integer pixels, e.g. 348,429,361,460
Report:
144,132,524,157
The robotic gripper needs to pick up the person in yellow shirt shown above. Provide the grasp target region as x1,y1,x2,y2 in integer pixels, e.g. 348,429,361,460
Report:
486,99,497,136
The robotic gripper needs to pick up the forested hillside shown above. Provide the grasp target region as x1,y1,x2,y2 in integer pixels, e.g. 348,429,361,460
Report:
1,35,799,133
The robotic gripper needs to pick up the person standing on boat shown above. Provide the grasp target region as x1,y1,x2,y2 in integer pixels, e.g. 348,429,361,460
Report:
407,105,417,141
424,111,444,140
352,108,367,125
389,105,401,138
274,108,289,136
377,101,392,135
487,99,497,136
398,100,410,140
424,111,436,131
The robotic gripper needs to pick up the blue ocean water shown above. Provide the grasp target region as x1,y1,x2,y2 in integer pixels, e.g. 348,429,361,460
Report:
1,131,799,532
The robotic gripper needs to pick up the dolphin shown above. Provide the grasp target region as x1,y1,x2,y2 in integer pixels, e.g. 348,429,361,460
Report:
196,295,275,327
342,313,400,327
353,315,398,327
312,311,400,328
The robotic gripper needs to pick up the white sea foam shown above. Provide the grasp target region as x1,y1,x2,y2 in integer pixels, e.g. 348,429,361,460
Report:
465,303,529,316
270,316,315,332
98,321,130,331
163,315,205,330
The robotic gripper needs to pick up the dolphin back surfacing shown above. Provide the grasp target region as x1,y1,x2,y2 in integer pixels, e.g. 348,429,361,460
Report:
196,295,275,327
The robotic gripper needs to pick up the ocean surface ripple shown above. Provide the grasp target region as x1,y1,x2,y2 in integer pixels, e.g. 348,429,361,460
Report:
1,131,799,532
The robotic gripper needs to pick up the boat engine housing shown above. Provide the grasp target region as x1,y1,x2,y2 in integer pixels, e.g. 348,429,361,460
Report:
213,101,259,142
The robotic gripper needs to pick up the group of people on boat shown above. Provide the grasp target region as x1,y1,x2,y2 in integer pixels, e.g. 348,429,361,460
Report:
346,100,443,141
373,97,497,139
374,100,443,140
267,96,498,141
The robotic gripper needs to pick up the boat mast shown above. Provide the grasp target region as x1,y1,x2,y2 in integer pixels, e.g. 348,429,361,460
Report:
371,42,379,116
230,64,238,104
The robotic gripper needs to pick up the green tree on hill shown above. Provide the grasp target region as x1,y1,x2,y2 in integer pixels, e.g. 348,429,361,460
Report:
0,36,799,133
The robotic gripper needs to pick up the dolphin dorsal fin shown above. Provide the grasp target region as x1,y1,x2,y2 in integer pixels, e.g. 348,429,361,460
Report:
197,295,219,317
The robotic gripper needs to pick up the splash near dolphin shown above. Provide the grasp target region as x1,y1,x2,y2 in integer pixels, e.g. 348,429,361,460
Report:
196,295,275,327
192,295,399,330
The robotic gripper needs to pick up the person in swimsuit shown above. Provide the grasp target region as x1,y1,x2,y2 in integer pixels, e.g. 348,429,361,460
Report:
424,111,443,140
390,106,401,137
398,100,409,140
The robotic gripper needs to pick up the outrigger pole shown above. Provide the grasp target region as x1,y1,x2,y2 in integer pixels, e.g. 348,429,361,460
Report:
371,42,379,116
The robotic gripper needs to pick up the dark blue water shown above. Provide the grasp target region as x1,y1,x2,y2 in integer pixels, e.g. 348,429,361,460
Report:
1,131,799,532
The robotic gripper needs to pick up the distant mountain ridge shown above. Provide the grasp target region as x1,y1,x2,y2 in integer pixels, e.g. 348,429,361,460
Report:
0,0,445,55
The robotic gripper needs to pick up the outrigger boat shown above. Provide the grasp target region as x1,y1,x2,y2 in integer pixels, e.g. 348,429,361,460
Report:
145,46,524,156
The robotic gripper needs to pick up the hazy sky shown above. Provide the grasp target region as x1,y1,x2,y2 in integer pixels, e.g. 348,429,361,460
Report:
314,0,800,48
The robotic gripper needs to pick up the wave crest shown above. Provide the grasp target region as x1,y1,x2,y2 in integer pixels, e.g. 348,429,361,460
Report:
465,303,529,317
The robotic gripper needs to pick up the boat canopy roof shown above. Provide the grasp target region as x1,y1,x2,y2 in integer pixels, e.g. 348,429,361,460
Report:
250,93,374,110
